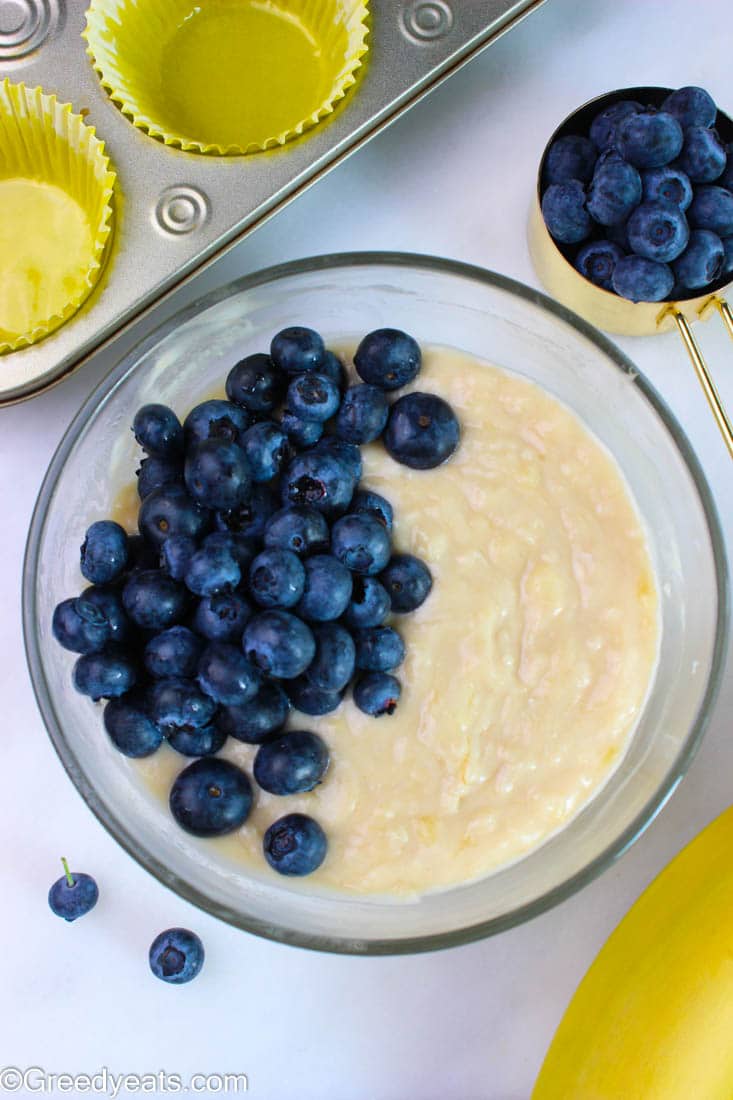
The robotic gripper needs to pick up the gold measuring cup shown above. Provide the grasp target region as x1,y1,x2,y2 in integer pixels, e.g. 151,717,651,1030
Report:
529,87,733,456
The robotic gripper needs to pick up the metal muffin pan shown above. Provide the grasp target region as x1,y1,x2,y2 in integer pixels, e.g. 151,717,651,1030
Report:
0,0,545,404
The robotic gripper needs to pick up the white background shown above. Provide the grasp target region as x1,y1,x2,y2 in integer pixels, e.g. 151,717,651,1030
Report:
2,1,732,1096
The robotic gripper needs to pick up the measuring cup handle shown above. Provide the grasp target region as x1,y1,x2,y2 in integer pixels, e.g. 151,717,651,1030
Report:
665,302,733,459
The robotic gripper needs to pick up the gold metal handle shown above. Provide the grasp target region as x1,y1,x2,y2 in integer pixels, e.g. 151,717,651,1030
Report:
713,297,733,342
663,305,733,459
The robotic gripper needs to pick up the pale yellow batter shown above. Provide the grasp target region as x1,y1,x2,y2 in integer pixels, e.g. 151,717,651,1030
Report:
0,178,94,342
127,348,658,896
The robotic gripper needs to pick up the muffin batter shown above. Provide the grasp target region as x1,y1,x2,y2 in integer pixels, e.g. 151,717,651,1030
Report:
127,348,659,896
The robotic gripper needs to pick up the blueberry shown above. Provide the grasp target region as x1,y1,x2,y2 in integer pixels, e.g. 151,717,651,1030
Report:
160,534,197,581
286,678,344,716
543,134,597,185
589,100,642,152
263,813,327,876
73,648,137,700
184,440,252,512
541,181,591,244
254,730,329,795
350,489,393,532
574,240,625,290
336,383,389,444
263,505,330,557
296,555,353,622
197,641,260,706
192,591,252,642
125,534,159,573
149,677,218,736
170,757,253,837
318,351,347,392
104,690,163,757
149,928,204,984
672,229,725,290
342,575,391,629
586,155,643,226
677,126,727,182
138,483,211,549
617,110,683,168
354,626,405,672
136,455,183,500
132,403,183,459
353,672,401,717
144,626,203,680
331,513,391,575
306,623,356,691
611,255,674,302
52,597,111,654
215,483,278,540
688,185,733,237
249,547,306,609
719,144,733,191
722,236,733,280
286,372,340,422
183,399,250,449
626,201,689,262
354,328,421,391
241,421,291,483
184,541,241,597
48,861,98,921
203,530,258,572
122,570,188,630
312,437,363,482
76,586,130,645
380,554,433,612
642,166,693,210
243,610,316,678
226,352,286,414
219,681,290,744
270,326,325,374
167,723,227,758
662,86,717,130
281,411,324,447
80,520,129,585
384,392,460,470
281,451,355,516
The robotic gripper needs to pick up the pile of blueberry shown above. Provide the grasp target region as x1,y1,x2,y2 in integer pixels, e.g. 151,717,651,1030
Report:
541,86,733,302
51,326,460,877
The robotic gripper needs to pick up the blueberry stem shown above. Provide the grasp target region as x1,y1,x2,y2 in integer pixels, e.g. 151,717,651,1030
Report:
61,856,75,888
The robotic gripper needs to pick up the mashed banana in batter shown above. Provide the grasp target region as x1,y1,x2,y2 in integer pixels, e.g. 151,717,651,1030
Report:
130,347,659,896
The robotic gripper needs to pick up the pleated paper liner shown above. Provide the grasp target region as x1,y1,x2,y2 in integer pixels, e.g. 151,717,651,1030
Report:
0,81,115,356
84,0,370,156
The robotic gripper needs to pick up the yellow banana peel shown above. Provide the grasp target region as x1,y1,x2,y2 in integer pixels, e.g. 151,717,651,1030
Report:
533,806,733,1100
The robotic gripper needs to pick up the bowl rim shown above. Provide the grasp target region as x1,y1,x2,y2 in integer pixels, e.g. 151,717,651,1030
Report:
23,250,730,955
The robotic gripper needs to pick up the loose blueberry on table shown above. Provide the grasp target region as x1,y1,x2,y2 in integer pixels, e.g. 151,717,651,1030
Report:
51,325,459,878
540,85,733,301
48,858,99,921
149,927,204,984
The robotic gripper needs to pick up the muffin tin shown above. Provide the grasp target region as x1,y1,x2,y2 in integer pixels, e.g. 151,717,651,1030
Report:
0,0,545,405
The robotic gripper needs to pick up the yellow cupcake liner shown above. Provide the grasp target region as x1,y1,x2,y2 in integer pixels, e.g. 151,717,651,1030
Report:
0,80,115,356
84,0,370,157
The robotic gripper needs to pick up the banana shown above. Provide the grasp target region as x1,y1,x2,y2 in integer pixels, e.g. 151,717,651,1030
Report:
532,806,733,1100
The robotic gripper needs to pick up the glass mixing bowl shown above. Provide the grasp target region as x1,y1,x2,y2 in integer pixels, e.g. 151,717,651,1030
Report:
23,253,728,955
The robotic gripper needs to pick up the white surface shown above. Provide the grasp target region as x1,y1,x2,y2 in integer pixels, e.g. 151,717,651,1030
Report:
2,1,732,1096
